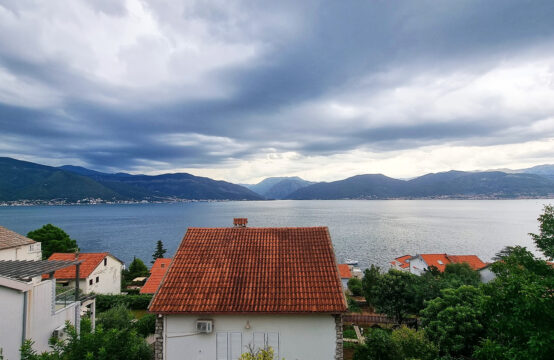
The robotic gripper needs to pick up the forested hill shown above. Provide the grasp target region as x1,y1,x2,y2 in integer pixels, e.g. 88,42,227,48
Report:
286,170,554,199
0,157,262,202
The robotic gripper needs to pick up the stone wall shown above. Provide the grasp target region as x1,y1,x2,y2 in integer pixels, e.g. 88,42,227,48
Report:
154,315,163,360
334,314,343,360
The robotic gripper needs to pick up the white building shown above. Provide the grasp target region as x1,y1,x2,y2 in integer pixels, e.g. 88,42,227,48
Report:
149,219,347,360
0,259,82,360
0,226,42,261
47,252,123,295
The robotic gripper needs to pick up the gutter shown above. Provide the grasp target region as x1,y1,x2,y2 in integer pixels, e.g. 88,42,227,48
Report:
22,290,28,346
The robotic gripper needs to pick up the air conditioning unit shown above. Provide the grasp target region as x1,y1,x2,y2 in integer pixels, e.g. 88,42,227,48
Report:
52,325,67,339
196,320,213,334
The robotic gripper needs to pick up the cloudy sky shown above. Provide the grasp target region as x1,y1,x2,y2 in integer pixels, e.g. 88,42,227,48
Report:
1,0,554,183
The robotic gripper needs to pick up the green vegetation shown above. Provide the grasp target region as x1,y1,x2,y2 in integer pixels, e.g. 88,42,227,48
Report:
239,346,279,360
27,224,79,259
95,294,152,312
151,240,167,264
124,257,149,282
20,318,151,360
347,277,363,296
354,204,554,359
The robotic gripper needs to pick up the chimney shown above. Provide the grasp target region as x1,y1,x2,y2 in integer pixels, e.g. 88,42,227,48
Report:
233,218,248,228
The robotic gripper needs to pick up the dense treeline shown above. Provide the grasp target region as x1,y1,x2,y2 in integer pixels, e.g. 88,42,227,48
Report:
354,205,554,360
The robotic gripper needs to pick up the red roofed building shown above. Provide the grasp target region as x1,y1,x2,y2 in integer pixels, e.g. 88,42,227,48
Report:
406,253,487,275
47,252,123,294
337,264,352,289
149,219,347,360
140,258,171,294
390,255,411,271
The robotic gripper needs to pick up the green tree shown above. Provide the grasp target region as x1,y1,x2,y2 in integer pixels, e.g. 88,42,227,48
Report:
353,328,396,360
371,269,417,324
474,246,554,360
441,262,481,288
529,204,554,260
27,224,79,259
390,326,438,360
20,319,151,360
151,240,167,264
124,257,149,282
97,304,133,331
347,277,363,296
420,285,487,358
361,265,381,309
134,314,156,337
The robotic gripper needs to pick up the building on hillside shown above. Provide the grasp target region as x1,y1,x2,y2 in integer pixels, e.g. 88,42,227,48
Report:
47,252,123,294
403,253,487,275
0,225,42,261
0,260,83,359
149,218,347,360
337,264,352,289
390,255,411,271
140,258,171,294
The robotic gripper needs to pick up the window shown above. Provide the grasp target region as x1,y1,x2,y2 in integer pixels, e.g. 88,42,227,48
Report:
96,276,99,283
161,263,165,268
437,260,444,265
104,258,107,266
89,279,93,285
217,332,243,360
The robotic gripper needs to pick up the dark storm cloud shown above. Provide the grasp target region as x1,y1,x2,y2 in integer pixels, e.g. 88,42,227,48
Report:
1,0,554,175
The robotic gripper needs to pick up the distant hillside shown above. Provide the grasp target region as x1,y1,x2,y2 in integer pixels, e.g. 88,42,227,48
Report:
244,177,314,199
519,164,554,180
287,174,406,199
0,157,120,202
60,165,263,201
0,157,262,202
287,171,554,199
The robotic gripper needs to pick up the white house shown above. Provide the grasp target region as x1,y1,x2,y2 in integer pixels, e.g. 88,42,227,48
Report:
0,226,42,261
149,219,347,360
407,254,487,275
0,260,82,360
47,252,123,294
337,264,352,289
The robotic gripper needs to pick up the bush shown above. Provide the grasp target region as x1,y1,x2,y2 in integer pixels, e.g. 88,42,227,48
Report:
134,313,156,337
348,297,361,313
97,304,134,331
391,326,438,360
95,294,152,312
348,278,363,296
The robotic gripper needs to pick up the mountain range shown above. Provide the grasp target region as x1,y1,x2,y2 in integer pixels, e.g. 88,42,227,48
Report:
1,156,553,202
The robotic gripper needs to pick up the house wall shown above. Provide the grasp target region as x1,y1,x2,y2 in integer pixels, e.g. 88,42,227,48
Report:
164,314,337,360
84,255,122,294
408,256,427,275
27,279,79,353
479,268,496,283
0,243,41,261
0,286,24,360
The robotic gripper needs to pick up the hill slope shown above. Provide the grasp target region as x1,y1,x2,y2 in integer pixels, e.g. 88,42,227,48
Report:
245,177,315,199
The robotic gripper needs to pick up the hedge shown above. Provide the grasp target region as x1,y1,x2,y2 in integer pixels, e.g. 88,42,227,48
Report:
95,294,153,312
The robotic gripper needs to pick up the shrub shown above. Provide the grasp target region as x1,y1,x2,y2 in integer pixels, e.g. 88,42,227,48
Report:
134,313,156,337
95,294,152,312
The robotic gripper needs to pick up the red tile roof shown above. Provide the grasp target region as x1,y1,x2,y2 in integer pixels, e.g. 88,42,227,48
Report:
446,255,487,270
140,258,172,294
419,253,487,272
233,218,248,226
149,226,347,314
391,255,411,269
47,253,109,279
337,264,352,279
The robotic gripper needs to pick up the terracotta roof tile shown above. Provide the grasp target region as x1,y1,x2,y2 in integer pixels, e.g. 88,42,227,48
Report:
420,254,450,272
47,253,109,279
337,264,352,279
141,258,172,294
446,255,487,270
392,255,412,269
0,226,36,250
149,226,347,314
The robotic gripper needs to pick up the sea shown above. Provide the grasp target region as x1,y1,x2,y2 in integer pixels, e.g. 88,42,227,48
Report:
0,200,550,269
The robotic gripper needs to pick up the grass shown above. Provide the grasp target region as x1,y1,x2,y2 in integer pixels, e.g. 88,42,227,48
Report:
131,309,149,319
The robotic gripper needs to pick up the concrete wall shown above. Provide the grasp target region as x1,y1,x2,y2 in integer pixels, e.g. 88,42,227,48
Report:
164,314,337,360
408,256,428,275
27,279,78,353
0,286,24,360
0,243,41,261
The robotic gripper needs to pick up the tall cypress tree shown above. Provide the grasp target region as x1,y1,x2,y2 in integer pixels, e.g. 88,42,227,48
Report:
151,240,167,264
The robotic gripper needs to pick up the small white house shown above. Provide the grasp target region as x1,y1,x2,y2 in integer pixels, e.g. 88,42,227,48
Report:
149,219,347,360
0,226,42,261
47,252,123,294
0,260,82,360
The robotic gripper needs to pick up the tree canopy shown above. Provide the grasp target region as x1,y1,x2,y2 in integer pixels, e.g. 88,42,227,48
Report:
529,204,554,260
151,240,167,264
27,224,78,259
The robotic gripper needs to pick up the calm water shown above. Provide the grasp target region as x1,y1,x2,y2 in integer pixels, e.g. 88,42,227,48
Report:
0,200,550,269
